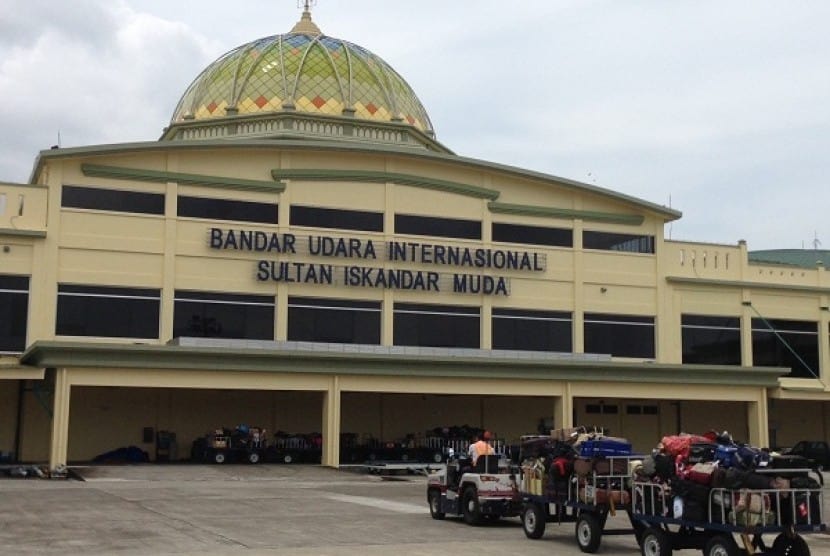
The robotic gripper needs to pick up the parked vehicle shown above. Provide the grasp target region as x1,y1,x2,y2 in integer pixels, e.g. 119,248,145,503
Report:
783,441,830,470
191,425,267,464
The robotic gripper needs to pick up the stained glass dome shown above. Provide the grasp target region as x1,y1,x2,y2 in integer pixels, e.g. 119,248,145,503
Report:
168,10,435,141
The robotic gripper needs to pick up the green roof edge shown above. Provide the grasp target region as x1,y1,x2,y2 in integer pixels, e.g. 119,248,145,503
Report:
271,168,500,200
81,163,285,193
488,201,644,226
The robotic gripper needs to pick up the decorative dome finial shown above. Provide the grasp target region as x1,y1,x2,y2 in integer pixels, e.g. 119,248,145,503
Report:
290,0,321,35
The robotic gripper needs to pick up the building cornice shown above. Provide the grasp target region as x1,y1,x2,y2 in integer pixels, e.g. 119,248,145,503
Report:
666,276,830,294
19,340,784,387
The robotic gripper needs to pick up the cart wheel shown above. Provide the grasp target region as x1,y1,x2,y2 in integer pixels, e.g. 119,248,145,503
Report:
282,453,293,464
247,451,260,464
703,534,739,556
461,486,482,525
576,512,602,553
522,503,546,539
772,533,811,556
640,527,671,556
213,451,226,464
427,489,445,520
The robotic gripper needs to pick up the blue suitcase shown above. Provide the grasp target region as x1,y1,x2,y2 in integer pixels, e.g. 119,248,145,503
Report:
579,439,632,457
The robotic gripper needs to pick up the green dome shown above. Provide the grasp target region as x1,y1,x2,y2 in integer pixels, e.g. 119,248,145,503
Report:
170,12,434,137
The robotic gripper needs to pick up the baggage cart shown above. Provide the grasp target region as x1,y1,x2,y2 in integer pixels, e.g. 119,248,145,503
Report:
630,468,825,556
520,454,647,553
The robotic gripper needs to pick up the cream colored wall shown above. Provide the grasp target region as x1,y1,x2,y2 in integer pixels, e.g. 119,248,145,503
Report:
19,386,52,462
0,183,47,231
10,144,830,463
574,398,751,453
769,399,828,449
680,401,749,444
340,392,554,444
68,386,324,461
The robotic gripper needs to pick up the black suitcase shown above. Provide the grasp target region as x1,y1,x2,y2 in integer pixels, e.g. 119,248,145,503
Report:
688,442,717,464
781,491,821,525
671,478,711,505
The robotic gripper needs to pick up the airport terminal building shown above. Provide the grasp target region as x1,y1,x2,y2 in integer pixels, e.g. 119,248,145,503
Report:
2,9,829,470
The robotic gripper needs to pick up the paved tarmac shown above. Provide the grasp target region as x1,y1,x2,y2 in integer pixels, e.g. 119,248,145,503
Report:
1,464,830,555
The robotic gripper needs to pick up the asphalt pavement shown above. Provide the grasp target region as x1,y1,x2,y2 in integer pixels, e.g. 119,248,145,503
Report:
1,464,830,555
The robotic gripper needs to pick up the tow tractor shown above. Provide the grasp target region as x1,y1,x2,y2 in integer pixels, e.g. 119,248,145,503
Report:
426,450,522,525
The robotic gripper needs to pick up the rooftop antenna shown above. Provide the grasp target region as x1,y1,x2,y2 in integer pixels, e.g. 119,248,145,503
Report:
813,231,822,250
291,0,321,34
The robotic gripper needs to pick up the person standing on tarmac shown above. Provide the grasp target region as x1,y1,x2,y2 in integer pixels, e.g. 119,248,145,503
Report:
469,430,495,465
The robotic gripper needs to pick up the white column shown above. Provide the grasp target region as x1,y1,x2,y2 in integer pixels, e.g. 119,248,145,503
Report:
48,368,71,471
321,376,341,467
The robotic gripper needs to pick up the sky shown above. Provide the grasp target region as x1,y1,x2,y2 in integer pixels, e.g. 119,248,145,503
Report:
1,0,828,251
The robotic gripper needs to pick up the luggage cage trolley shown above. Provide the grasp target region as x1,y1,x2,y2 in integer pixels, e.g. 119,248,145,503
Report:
520,453,647,553
631,468,825,556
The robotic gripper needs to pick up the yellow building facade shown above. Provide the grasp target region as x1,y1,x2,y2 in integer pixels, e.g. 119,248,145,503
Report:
1,10,828,470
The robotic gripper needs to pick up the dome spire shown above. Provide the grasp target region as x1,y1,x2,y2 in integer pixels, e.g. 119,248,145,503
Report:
290,0,322,35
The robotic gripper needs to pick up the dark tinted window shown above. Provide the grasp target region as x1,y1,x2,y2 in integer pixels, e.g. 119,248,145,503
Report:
288,297,380,344
0,275,29,353
62,185,164,215
492,308,572,352
174,291,274,340
56,284,160,339
752,318,818,379
395,214,481,240
178,196,278,224
394,303,479,348
492,223,573,247
291,205,383,232
583,231,654,254
584,313,655,358
682,314,741,365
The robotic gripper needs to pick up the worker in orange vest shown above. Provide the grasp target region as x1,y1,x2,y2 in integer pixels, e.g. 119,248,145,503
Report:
468,430,495,465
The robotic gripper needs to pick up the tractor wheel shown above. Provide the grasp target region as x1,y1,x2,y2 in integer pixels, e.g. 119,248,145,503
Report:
772,533,811,556
640,527,671,556
575,512,602,553
428,489,445,520
461,486,482,525
703,534,739,556
522,503,546,539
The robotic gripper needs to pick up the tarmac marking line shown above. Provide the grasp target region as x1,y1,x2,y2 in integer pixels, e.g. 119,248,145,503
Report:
323,493,426,514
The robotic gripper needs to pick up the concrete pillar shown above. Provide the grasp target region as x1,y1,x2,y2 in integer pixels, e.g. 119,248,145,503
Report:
747,390,770,448
321,376,341,467
553,384,573,430
48,368,71,471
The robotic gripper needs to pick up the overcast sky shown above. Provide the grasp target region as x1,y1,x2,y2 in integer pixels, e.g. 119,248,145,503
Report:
1,1,828,251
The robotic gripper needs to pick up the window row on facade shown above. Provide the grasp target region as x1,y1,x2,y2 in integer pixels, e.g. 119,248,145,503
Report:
61,184,655,253
1,275,821,379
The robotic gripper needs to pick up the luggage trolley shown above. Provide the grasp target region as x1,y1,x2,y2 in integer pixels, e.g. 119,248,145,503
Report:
631,468,825,556
521,453,647,553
